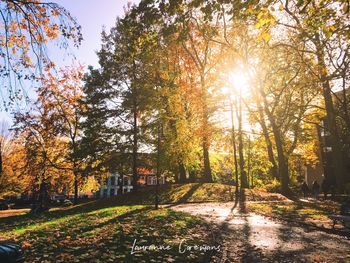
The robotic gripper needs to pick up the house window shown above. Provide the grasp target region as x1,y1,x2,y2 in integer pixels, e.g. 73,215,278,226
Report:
147,176,158,185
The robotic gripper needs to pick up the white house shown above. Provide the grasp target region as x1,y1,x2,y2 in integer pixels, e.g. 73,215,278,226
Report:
98,169,166,198
99,173,133,198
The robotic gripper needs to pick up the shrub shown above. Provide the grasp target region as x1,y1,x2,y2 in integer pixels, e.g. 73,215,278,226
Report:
264,179,281,193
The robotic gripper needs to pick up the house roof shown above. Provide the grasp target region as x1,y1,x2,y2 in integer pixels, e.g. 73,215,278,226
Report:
137,167,155,175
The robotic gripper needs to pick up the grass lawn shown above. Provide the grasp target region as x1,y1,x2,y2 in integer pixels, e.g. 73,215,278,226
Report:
247,200,342,229
114,183,287,205
0,199,213,263
0,183,289,262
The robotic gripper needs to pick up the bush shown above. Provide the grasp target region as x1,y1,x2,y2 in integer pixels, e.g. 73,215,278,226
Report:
264,179,281,193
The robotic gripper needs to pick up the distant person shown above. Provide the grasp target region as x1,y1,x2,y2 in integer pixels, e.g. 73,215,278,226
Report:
321,179,330,200
301,181,309,198
312,180,320,200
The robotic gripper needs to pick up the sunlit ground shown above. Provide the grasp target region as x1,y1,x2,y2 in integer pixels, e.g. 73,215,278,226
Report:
0,202,211,263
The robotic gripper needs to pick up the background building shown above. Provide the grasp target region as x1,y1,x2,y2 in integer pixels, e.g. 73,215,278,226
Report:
98,168,166,198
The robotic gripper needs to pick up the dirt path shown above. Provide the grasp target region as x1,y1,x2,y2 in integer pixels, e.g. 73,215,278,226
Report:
171,202,350,263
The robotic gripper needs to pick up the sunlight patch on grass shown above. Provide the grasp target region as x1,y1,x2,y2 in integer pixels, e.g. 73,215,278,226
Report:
248,201,337,226
0,202,211,262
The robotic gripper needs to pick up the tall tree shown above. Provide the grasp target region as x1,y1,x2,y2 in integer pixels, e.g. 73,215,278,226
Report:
252,43,320,194
13,94,71,211
94,6,159,189
78,67,113,179
40,65,84,204
252,0,350,191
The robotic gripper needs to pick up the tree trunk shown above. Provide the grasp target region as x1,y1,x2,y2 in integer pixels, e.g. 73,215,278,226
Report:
315,38,346,192
178,162,187,183
73,170,78,205
271,121,289,194
174,169,179,183
32,176,50,213
257,105,279,180
261,95,290,194
247,135,252,188
321,82,345,191
274,130,289,194
203,140,212,182
230,101,239,194
200,74,212,183
238,128,248,188
189,170,196,183
132,98,138,190
131,59,139,191
237,95,248,188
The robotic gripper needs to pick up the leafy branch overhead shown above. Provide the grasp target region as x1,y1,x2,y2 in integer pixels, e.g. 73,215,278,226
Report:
0,0,82,105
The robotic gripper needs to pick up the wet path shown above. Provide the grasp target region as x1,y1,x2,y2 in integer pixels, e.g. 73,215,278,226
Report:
171,202,350,262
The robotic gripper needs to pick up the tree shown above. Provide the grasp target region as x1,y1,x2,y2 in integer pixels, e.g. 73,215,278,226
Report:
0,121,22,197
0,121,10,178
251,0,350,191
153,27,202,183
13,95,72,211
249,42,320,194
92,5,162,189
78,66,113,180
0,135,28,198
173,11,224,183
0,0,82,105
39,65,85,204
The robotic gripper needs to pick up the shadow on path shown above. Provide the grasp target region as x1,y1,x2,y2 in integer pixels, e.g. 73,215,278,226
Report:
203,188,258,262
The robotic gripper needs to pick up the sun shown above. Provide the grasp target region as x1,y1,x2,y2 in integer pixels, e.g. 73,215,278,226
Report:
228,70,251,96
219,65,254,100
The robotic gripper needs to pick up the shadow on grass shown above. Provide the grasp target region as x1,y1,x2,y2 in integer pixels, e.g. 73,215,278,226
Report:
176,183,203,203
1,203,211,262
165,183,204,208
267,199,339,224
0,199,142,235
110,183,204,206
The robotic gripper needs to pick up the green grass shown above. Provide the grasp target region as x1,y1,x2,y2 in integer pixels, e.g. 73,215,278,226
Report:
113,183,287,205
0,183,289,262
248,200,341,227
0,200,212,263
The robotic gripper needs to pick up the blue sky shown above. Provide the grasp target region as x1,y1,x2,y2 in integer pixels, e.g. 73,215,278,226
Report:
1,0,138,124
53,0,138,68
